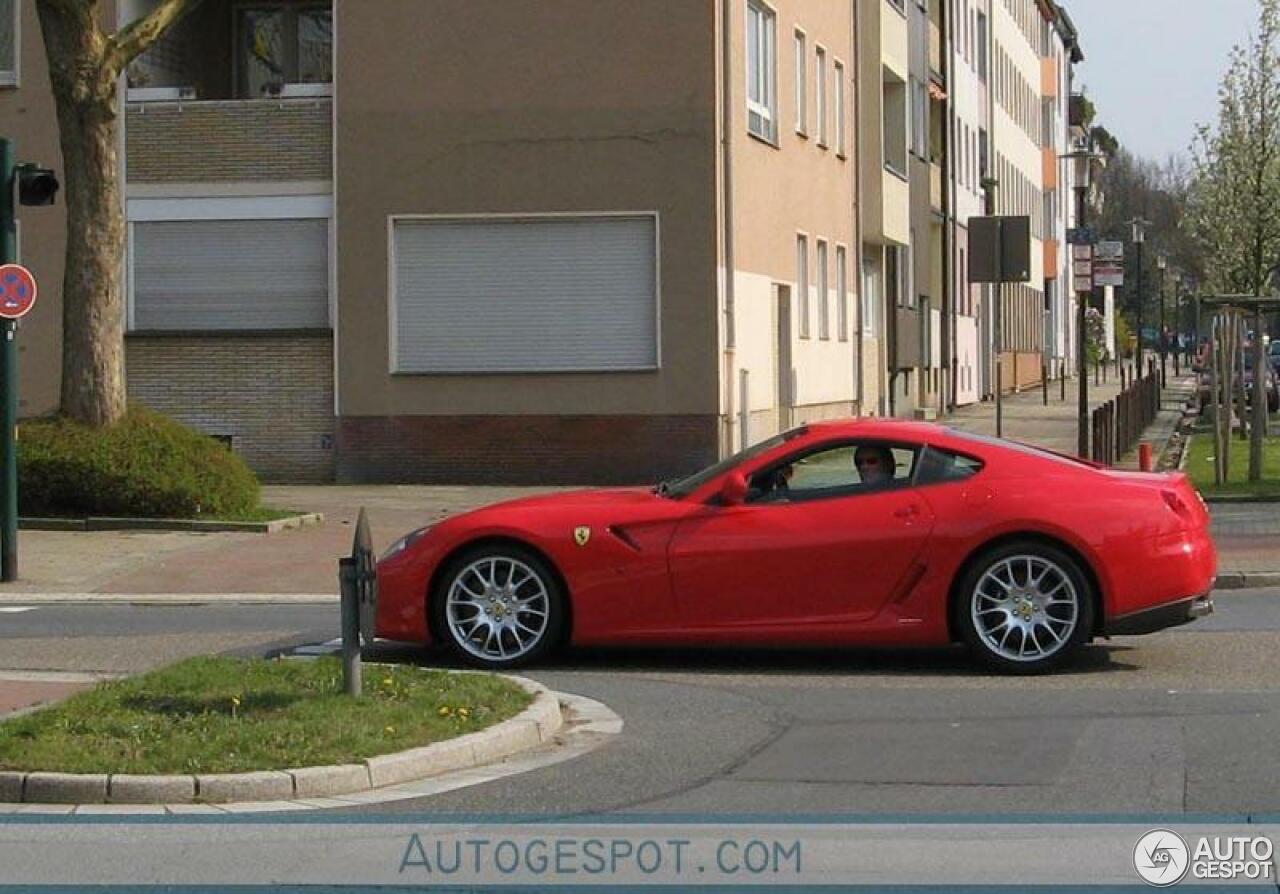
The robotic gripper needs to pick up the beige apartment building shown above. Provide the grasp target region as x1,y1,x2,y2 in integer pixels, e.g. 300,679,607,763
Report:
0,0,864,484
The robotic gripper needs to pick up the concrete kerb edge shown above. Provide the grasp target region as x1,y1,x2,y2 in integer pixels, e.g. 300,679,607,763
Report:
18,513,325,534
0,673,563,805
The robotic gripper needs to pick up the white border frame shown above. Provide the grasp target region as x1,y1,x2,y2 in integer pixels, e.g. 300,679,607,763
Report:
386,211,663,376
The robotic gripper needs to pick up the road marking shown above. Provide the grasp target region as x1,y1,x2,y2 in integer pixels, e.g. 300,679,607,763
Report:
0,670,122,683
0,607,34,613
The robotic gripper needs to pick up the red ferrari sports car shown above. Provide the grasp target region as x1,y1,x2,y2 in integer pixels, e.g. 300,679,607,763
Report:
375,419,1217,673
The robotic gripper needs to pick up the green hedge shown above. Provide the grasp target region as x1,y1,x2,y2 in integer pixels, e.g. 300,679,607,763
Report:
18,408,260,518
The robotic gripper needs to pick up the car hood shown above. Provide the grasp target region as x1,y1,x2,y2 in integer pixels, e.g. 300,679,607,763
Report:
467,486,662,514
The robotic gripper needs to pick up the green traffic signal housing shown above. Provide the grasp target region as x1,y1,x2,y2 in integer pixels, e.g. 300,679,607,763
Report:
15,164,58,206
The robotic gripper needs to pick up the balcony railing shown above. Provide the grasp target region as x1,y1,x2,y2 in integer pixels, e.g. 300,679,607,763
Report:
126,97,333,184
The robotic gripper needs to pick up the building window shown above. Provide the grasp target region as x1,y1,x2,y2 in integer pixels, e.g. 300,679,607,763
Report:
747,0,778,143
815,46,828,147
390,215,658,373
797,234,810,339
794,29,807,135
910,76,928,158
887,245,903,308
237,4,332,98
130,214,330,332
883,72,908,177
861,255,878,336
976,10,988,83
836,245,849,341
834,59,847,157
817,239,830,339
0,0,16,87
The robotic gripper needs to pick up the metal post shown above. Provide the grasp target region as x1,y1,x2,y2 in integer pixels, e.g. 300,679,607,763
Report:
0,138,16,583
1135,238,1144,378
339,557,361,697
1076,187,1089,459
1159,272,1167,386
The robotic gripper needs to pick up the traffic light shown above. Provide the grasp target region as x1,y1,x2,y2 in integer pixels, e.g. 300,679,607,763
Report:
15,164,58,207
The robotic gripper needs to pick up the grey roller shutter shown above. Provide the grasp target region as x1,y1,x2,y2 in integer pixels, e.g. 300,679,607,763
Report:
132,219,329,331
393,216,658,373
0,0,15,86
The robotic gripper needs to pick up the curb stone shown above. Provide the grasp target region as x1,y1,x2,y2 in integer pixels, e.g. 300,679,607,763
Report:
1,673,562,805
1215,573,1280,591
18,513,324,534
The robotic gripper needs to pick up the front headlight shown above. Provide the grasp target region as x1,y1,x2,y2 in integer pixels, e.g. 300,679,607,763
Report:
379,525,432,562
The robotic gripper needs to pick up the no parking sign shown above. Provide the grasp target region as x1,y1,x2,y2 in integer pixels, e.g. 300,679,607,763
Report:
0,264,36,320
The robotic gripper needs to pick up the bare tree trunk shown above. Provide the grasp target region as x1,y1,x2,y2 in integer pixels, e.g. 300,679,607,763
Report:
37,2,126,426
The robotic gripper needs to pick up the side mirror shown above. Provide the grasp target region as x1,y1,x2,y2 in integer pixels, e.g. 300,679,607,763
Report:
719,471,748,506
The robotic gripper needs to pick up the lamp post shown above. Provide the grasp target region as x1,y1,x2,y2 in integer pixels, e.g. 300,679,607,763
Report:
1173,274,1183,376
1157,252,1168,386
1064,142,1104,458
1130,218,1150,378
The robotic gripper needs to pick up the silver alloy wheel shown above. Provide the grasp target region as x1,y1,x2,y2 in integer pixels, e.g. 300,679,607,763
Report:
445,556,551,662
970,554,1080,663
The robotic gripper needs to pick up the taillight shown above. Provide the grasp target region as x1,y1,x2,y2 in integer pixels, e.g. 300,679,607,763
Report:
1163,489,1192,519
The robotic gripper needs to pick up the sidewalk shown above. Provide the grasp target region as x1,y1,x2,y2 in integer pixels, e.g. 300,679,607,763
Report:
0,378,1273,603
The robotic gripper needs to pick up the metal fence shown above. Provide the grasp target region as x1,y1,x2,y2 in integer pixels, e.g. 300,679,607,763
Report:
1090,360,1161,466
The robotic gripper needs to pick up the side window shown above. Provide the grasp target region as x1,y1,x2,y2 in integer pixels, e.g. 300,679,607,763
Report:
748,442,917,503
916,446,984,485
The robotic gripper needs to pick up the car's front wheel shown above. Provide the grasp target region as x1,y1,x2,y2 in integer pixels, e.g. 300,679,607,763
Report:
955,542,1094,674
433,545,566,669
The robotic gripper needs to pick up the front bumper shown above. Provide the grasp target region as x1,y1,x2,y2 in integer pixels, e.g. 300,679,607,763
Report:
1103,593,1215,636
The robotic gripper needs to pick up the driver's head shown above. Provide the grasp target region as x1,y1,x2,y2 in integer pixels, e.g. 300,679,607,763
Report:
854,445,896,485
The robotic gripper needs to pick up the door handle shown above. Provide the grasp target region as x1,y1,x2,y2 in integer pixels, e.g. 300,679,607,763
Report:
894,504,920,519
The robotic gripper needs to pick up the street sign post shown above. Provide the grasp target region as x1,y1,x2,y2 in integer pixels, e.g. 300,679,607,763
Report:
1093,241,1125,288
0,138,58,582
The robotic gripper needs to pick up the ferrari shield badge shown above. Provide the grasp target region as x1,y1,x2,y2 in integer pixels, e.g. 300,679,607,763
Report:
573,526,591,547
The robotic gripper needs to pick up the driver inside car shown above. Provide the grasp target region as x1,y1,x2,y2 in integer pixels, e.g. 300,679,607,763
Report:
853,445,896,487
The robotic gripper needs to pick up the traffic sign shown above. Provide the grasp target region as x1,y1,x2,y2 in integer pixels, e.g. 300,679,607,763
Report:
1067,227,1096,246
0,264,36,320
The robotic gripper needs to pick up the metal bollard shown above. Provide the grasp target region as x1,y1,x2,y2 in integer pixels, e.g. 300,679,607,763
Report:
1139,442,1154,472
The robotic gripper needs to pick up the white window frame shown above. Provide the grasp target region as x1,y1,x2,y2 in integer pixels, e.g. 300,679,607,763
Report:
746,0,778,144
794,28,807,136
0,0,19,88
386,211,662,375
796,233,810,339
836,244,848,342
861,256,878,337
125,194,335,333
815,45,828,148
816,238,829,340
834,58,846,157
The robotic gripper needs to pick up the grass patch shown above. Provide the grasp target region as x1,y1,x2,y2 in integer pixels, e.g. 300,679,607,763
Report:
0,657,530,775
1187,428,1280,498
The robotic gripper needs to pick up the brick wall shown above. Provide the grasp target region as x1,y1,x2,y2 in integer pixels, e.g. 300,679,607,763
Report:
126,99,332,183
127,334,335,483
336,415,719,485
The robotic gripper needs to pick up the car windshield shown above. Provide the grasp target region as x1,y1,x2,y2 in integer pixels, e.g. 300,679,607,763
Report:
657,427,808,499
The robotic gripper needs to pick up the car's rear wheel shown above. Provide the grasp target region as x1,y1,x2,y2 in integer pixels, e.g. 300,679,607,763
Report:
433,545,566,669
955,541,1094,674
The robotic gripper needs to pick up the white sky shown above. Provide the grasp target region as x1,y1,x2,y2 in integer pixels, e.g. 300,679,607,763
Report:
1065,0,1258,161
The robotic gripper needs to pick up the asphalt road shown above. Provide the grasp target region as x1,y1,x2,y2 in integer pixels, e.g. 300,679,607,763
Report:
4,591,1280,815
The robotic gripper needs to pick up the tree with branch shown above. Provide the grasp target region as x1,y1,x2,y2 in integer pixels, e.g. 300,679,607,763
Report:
35,0,202,426
1187,0,1280,299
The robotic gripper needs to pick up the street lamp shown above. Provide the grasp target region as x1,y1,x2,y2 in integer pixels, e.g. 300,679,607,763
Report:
1130,217,1151,377
1157,252,1168,385
1063,141,1106,458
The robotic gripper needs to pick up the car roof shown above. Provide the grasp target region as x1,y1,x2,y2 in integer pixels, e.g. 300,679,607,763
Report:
803,417,951,441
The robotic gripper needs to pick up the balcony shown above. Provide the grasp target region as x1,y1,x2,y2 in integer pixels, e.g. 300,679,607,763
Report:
123,0,332,184
126,98,332,185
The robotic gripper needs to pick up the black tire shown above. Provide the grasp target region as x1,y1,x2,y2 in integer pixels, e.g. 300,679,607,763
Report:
953,540,1095,675
431,543,567,669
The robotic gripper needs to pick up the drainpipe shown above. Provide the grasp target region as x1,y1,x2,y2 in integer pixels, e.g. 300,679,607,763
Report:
720,0,737,454
853,0,864,414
